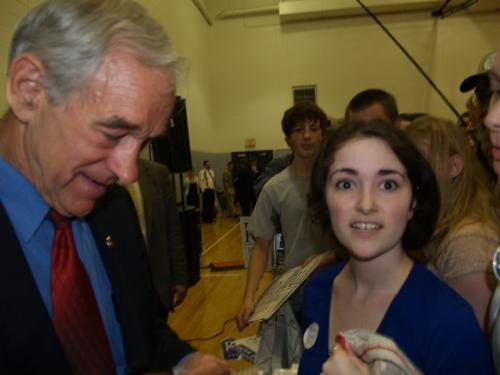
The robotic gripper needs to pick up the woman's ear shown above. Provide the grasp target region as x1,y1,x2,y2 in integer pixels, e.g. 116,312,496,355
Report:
407,199,416,220
449,153,464,180
7,53,48,123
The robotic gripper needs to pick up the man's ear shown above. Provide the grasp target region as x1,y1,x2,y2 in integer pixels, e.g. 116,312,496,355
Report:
449,153,464,180
7,53,47,123
285,136,291,147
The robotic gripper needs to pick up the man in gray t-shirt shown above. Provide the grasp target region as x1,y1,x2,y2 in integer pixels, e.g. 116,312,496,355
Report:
236,102,331,330
249,168,330,270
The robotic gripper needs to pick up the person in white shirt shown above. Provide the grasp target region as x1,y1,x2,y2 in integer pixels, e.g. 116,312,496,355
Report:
199,160,216,223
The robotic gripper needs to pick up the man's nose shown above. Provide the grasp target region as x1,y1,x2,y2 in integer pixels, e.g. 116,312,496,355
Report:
108,140,141,184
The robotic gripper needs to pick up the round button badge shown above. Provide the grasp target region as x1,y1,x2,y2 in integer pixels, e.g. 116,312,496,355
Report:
493,247,500,281
303,322,319,349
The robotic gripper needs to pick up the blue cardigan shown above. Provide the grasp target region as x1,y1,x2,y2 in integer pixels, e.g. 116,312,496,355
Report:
299,262,494,375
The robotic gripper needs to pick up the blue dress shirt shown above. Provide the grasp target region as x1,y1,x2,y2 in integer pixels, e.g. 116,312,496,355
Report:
0,157,126,374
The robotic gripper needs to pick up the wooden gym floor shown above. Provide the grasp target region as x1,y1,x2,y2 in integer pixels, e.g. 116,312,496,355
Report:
168,214,272,371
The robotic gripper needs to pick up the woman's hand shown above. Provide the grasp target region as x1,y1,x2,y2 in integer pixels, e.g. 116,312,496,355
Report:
320,345,372,375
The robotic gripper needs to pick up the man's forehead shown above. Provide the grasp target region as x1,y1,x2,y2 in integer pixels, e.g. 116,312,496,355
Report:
93,51,175,95
350,103,389,122
295,119,320,126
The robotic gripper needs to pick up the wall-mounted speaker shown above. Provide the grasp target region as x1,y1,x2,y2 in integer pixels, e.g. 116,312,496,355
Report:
152,97,192,173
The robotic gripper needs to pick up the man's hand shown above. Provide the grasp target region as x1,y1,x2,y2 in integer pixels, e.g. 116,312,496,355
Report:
236,299,255,331
173,285,188,307
176,352,234,375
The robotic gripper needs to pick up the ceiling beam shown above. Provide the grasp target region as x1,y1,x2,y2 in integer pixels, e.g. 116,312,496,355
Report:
279,0,443,23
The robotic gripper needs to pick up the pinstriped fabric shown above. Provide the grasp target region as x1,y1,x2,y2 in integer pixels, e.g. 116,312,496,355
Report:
48,210,116,375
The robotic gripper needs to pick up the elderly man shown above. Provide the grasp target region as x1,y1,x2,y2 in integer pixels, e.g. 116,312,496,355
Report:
0,1,231,374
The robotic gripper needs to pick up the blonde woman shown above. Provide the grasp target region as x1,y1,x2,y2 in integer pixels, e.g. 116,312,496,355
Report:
404,115,500,330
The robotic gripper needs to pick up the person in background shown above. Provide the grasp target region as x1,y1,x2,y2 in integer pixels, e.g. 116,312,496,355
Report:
0,0,231,373
344,88,401,127
236,159,255,216
199,160,217,223
222,161,238,217
251,159,260,180
253,89,399,198
184,169,200,209
483,50,500,374
253,153,292,199
460,52,498,188
126,159,189,319
250,159,260,208
404,116,500,331
300,121,493,375
236,101,332,330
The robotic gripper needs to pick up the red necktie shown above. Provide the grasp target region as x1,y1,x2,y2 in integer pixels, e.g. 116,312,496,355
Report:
48,209,116,375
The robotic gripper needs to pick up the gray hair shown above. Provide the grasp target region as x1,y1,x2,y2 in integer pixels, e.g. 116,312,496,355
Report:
9,0,184,104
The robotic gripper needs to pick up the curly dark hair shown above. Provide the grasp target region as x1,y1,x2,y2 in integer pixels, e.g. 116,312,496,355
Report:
281,101,330,138
309,120,439,253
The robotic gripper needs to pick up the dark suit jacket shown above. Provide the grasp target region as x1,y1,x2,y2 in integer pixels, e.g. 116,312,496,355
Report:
138,159,188,311
0,184,191,374
253,154,292,198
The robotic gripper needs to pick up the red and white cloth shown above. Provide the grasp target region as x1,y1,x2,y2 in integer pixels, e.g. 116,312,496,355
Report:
340,329,422,375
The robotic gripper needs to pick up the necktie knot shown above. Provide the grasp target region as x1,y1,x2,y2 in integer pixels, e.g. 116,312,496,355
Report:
47,209,70,229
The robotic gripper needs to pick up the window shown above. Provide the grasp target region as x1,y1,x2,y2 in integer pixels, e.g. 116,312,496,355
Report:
293,85,316,104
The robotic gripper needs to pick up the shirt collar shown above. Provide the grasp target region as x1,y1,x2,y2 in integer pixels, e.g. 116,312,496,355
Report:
0,157,49,242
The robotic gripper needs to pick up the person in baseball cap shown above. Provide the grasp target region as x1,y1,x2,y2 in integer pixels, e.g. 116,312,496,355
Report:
460,51,498,95
460,52,498,187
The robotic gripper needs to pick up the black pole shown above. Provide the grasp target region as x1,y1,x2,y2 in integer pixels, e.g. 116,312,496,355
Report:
355,0,466,125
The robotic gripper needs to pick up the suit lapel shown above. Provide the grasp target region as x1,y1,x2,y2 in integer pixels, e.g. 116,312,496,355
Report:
88,185,154,370
0,203,70,372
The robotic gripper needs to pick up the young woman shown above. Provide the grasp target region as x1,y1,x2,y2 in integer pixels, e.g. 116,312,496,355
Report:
299,121,493,375
404,116,500,330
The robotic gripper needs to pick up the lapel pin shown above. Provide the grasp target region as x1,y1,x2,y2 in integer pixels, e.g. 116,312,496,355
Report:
105,235,114,249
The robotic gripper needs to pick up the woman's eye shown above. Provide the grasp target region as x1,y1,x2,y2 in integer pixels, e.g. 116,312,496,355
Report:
335,180,352,190
381,180,398,190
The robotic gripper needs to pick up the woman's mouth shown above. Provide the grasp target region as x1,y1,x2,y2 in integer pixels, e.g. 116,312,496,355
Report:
351,222,381,231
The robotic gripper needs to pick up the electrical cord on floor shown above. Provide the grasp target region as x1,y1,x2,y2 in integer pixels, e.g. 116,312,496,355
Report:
199,264,211,269
185,317,235,343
